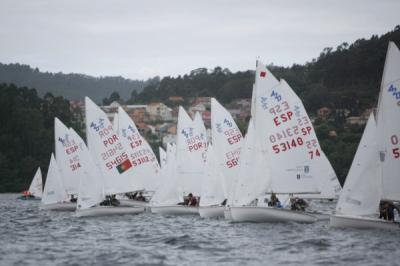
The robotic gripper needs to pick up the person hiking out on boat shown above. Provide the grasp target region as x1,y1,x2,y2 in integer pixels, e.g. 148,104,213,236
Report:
136,192,146,202
379,201,400,222
290,197,308,211
268,193,282,208
70,195,77,203
185,193,198,207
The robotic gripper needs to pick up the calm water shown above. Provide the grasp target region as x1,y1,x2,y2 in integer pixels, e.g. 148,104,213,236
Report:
1,194,399,266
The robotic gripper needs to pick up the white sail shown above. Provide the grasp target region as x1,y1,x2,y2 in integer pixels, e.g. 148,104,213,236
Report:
69,128,105,210
28,167,42,198
376,42,400,201
175,107,206,197
232,119,271,206
279,79,341,198
336,114,381,216
254,62,318,194
159,147,167,169
54,118,81,195
210,98,243,199
151,143,180,205
42,154,68,205
192,112,208,166
116,106,160,191
85,97,137,194
200,145,226,206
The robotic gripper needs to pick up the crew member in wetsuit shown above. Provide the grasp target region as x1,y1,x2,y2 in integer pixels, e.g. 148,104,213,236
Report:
136,192,146,202
380,201,400,221
187,193,197,207
268,193,281,207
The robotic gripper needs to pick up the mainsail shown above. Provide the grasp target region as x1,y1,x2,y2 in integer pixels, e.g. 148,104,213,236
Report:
116,106,160,191
376,42,400,202
28,167,42,198
336,114,381,216
42,154,68,205
85,97,137,194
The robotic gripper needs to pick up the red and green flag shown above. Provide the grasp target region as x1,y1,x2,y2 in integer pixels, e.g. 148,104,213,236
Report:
116,159,132,174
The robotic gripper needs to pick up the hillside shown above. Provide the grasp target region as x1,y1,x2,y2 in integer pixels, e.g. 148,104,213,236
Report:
132,26,400,116
0,63,158,102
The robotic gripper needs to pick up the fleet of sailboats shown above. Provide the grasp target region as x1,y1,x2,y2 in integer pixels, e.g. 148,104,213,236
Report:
29,42,399,229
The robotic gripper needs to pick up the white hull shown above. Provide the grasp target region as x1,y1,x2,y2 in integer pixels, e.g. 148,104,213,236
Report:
76,206,145,217
199,206,224,218
119,199,149,208
39,202,76,211
224,207,233,221
151,205,199,215
330,214,400,230
306,211,330,221
230,206,317,223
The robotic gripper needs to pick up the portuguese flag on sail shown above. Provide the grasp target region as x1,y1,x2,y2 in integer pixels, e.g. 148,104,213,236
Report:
116,159,132,174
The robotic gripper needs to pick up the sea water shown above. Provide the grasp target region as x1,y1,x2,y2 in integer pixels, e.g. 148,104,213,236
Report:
1,194,399,266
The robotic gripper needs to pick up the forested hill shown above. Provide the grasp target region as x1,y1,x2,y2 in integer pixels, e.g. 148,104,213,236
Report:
0,63,158,102
132,26,400,115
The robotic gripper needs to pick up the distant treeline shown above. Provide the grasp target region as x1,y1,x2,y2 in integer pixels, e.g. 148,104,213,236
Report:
0,63,160,102
130,26,400,116
0,84,80,192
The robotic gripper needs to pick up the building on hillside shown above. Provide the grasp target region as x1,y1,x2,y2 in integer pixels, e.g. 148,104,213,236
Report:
317,107,332,120
147,102,173,121
168,96,184,103
227,108,241,120
346,116,368,125
162,134,176,147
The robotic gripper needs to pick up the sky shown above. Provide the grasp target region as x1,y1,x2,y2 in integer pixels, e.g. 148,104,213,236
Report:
0,0,399,80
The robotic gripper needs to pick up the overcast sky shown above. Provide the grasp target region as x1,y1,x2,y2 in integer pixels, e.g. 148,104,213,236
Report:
0,0,399,80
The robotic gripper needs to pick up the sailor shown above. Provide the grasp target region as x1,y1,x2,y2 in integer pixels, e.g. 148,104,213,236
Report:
290,197,308,211
70,195,77,203
380,201,400,221
268,193,281,208
136,192,146,202
188,193,198,207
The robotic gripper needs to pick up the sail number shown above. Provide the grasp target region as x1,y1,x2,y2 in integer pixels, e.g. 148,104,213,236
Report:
269,126,312,143
391,134,400,159
106,152,128,169
272,137,304,154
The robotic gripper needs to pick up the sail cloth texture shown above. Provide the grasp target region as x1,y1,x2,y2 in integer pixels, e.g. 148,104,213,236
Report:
376,42,400,202
175,107,206,197
69,128,105,210
254,62,318,194
200,145,226,206
85,97,138,195
336,114,381,216
116,107,160,191
42,154,68,205
211,98,243,200
54,118,81,195
28,167,42,198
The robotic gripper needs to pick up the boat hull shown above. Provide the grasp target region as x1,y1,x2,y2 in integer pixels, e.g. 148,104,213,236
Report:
199,206,224,218
39,202,76,211
76,206,145,217
230,206,317,223
151,205,199,215
17,196,41,201
224,207,233,221
330,214,400,230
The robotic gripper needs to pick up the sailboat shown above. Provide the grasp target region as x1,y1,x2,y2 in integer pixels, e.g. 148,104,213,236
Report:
151,107,205,215
199,98,243,218
113,106,160,207
40,154,75,210
330,42,400,230
18,167,43,200
75,97,145,217
230,61,320,223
